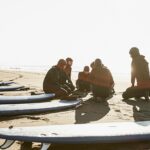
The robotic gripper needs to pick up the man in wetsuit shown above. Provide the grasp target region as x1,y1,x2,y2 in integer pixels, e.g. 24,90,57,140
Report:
43,59,74,98
122,47,150,100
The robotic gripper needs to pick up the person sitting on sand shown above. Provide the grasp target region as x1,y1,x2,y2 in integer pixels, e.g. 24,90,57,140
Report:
90,58,114,101
64,57,73,79
43,59,75,97
76,66,91,92
122,47,150,100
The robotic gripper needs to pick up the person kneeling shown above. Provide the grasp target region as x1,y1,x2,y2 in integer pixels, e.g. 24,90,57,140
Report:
122,47,150,100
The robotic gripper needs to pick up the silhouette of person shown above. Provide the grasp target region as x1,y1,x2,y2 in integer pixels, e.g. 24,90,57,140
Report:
90,59,114,101
43,59,74,97
76,66,91,92
122,47,150,100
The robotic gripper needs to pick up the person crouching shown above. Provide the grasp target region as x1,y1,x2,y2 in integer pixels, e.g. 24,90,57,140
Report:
43,59,74,98
90,59,114,101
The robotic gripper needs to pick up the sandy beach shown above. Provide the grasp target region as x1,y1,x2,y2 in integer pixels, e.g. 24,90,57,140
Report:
0,69,150,150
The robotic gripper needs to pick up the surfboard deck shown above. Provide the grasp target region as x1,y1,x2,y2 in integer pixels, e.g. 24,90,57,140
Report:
0,93,55,104
0,99,81,116
0,121,150,145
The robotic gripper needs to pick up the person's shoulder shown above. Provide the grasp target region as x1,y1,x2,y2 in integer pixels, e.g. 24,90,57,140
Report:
103,66,112,73
103,66,109,71
48,66,59,72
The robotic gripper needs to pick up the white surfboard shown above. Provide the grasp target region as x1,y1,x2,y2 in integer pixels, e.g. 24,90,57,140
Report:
0,99,81,116
0,121,150,150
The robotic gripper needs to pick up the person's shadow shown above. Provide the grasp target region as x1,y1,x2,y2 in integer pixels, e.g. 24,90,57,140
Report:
75,97,110,124
123,98,150,122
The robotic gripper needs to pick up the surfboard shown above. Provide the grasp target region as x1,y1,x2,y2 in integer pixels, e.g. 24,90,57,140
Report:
0,93,55,104
0,81,14,86
0,121,150,150
0,99,81,116
0,85,25,91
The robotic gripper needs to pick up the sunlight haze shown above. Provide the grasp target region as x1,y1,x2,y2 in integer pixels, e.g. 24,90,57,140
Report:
0,0,150,74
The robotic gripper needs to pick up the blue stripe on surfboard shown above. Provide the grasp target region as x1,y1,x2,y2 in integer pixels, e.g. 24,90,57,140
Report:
0,121,150,143
0,85,24,91
0,93,55,104
0,81,14,86
0,99,81,116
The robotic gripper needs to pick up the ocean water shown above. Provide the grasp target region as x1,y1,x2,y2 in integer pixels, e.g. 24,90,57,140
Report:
0,65,130,93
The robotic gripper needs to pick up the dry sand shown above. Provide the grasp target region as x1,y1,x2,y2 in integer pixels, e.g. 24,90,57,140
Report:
0,69,150,150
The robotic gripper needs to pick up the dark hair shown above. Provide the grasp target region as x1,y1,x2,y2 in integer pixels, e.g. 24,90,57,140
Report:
66,57,73,62
94,58,102,67
84,66,90,72
129,47,140,57
57,59,66,67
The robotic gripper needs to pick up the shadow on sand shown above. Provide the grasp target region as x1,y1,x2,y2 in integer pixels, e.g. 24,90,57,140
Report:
123,98,150,122
75,97,110,124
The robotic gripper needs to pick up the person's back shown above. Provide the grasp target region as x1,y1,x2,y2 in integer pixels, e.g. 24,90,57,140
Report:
43,66,60,93
91,67,113,88
90,59,114,89
131,54,150,86
90,59,114,99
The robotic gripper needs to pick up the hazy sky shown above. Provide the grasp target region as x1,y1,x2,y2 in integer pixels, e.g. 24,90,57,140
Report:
0,0,150,73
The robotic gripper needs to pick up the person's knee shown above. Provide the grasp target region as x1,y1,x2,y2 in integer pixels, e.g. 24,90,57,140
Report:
122,92,128,99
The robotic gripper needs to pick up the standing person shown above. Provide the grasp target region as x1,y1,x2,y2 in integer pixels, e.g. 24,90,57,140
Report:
43,59,74,98
122,47,150,100
64,57,73,78
90,59,114,101
76,66,91,92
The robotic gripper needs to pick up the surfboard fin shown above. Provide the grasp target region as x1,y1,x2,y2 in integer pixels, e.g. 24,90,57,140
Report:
0,140,15,149
41,143,51,150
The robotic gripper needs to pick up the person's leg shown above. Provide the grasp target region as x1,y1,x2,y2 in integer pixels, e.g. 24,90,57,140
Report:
84,82,91,92
44,84,68,98
77,81,84,91
122,87,135,99
122,87,143,99
61,84,72,93
78,81,89,92
142,88,150,101
91,85,104,102
91,85,98,98
100,87,111,99
65,83,75,92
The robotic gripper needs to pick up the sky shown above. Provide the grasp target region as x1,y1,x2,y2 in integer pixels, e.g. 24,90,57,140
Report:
0,0,150,74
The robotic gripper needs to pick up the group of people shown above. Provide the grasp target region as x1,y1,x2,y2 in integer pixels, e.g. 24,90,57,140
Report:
43,47,150,101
